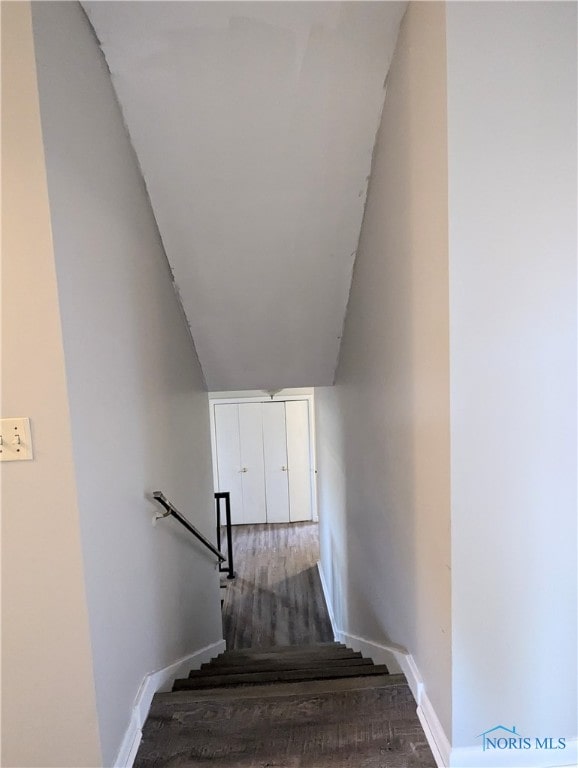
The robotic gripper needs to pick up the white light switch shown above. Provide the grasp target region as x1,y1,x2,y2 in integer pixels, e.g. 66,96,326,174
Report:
0,418,33,461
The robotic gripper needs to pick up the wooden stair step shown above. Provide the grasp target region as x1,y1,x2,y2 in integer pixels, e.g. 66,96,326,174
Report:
206,652,362,668
208,647,358,666
191,656,373,677
155,674,406,707
173,664,389,691
217,642,345,657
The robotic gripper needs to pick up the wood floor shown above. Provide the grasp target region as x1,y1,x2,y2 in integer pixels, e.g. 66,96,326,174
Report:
140,675,436,767
221,522,334,649
133,523,437,767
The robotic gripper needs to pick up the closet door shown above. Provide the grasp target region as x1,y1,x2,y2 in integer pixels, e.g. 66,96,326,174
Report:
214,404,244,525
238,403,267,524
262,402,290,523
285,400,313,522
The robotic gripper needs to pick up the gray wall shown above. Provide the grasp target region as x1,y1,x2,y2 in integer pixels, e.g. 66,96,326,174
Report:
316,1,452,737
447,0,577,749
31,3,223,764
317,0,577,757
1,4,102,765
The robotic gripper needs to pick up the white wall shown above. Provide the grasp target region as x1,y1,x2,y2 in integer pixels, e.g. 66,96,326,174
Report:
317,1,577,762
316,0,452,737
81,1,407,393
30,3,223,765
446,0,577,752
1,4,102,765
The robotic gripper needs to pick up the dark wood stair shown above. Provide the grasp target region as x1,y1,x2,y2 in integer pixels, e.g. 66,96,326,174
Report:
135,642,436,767
202,642,357,664
190,655,373,676
172,642,388,691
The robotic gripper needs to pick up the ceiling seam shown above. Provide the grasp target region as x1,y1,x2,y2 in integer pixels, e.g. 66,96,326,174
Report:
78,3,209,391
331,69,394,387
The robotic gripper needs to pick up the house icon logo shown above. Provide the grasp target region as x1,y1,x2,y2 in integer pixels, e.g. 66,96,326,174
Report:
477,725,567,752
477,725,525,751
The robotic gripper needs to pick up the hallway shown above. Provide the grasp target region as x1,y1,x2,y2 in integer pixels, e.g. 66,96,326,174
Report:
5,3,576,766
135,522,437,767
222,522,333,649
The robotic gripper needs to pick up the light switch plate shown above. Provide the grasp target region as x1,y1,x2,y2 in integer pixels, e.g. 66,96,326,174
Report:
0,418,33,461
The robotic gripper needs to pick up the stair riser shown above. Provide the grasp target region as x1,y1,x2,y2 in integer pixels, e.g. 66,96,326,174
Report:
174,665,389,691
192,658,373,678
217,643,345,657
207,650,361,667
154,674,405,706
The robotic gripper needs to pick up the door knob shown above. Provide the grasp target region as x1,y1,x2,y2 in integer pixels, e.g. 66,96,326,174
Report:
239,467,248,473
281,466,288,471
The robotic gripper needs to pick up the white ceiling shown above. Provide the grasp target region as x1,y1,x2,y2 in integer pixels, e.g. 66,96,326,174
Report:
83,1,406,391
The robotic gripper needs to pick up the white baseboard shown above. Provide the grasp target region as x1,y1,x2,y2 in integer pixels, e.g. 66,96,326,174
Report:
316,561,450,766
333,629,406,676
332,630,450,766
113,638,226,768
417,691,451,767
449,738,577,768
316,560,337,637
334,626,453,768
319,563,578,768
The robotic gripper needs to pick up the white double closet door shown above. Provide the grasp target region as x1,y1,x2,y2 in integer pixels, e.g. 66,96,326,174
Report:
214,401,312,525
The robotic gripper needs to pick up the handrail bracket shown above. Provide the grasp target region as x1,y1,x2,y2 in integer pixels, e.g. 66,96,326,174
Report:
152,491,226,564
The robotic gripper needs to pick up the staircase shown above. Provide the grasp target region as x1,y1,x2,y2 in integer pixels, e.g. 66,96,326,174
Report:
135,642,436,767
174,641,388,690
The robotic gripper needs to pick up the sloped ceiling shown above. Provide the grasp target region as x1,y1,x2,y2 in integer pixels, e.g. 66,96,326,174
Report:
82,1,406,391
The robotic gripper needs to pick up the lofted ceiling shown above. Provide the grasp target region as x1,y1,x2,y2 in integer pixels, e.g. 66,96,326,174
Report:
83,1,406,391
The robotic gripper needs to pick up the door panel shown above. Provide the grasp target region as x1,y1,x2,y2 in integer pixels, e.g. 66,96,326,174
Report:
262,402,290,523
214,404,244,525
285,400,313,522
238,403,267,524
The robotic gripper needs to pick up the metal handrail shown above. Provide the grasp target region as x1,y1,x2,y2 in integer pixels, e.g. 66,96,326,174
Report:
215,492,235,579
152,491,226,563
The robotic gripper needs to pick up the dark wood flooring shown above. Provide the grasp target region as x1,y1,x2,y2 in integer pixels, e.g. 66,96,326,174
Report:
133,523,437,767
140,676,436,767
221,522,334,649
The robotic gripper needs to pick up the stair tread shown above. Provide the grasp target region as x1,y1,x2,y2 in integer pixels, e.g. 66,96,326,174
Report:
155,673,407,706
218,642,345,656
192,657,373,677
207,649,362,667
173,664,389,690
